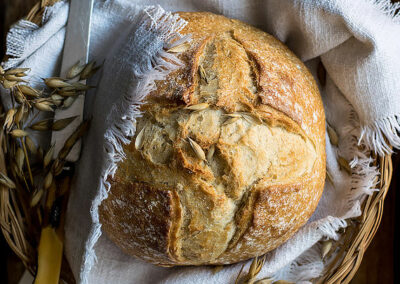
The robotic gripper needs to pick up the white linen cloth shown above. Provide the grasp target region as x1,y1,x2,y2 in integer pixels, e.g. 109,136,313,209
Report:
1,0,400,283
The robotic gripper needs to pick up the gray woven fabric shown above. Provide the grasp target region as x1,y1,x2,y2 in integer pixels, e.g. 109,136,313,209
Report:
1,0,399,283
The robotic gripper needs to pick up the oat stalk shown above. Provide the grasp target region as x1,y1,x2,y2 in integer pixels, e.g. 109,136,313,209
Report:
0,61,99,279
16,122,34,186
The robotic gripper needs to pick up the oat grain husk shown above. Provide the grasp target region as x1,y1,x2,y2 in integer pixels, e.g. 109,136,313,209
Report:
5,68,30,76
185,103,209,111
52,116,77,131
43,145,55,168
44,77,71,88
167,42,190,53
322,240,333,258
135,127,145,150
188,137,206,160
10,129,28,138
0,172,16,189
18,85,40,97
4,109,16,130
67,61,86,79
327,123,339,146
207,144,215,161
223,117,239,125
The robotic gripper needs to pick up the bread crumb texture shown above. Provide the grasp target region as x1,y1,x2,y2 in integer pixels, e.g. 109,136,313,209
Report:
99,12,326,266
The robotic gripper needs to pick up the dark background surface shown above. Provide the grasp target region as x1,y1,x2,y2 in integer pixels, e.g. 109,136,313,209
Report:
0,0,398,283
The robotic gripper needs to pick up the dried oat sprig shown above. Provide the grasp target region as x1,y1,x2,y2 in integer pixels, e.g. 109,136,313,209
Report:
19,129,34,185
0,62,98,257
235,255,267,284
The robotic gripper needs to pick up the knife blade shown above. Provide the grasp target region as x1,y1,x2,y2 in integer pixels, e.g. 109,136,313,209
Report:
51,0,94,162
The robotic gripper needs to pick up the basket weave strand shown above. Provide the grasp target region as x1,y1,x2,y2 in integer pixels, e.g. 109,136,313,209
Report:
321,155,392,284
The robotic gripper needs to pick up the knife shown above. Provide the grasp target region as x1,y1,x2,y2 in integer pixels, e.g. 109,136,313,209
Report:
51,0,94,161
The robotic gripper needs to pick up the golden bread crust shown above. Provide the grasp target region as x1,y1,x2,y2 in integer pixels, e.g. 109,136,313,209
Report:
99,12,326,266
99,179,182,265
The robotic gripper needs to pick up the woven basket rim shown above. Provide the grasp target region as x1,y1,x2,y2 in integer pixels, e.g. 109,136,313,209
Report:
0,1,394,283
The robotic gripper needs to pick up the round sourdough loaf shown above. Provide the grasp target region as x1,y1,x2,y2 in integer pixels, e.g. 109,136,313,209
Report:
99,12,326,266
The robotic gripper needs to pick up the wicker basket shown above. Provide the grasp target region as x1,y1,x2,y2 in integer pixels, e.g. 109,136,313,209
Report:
0,1,394,283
